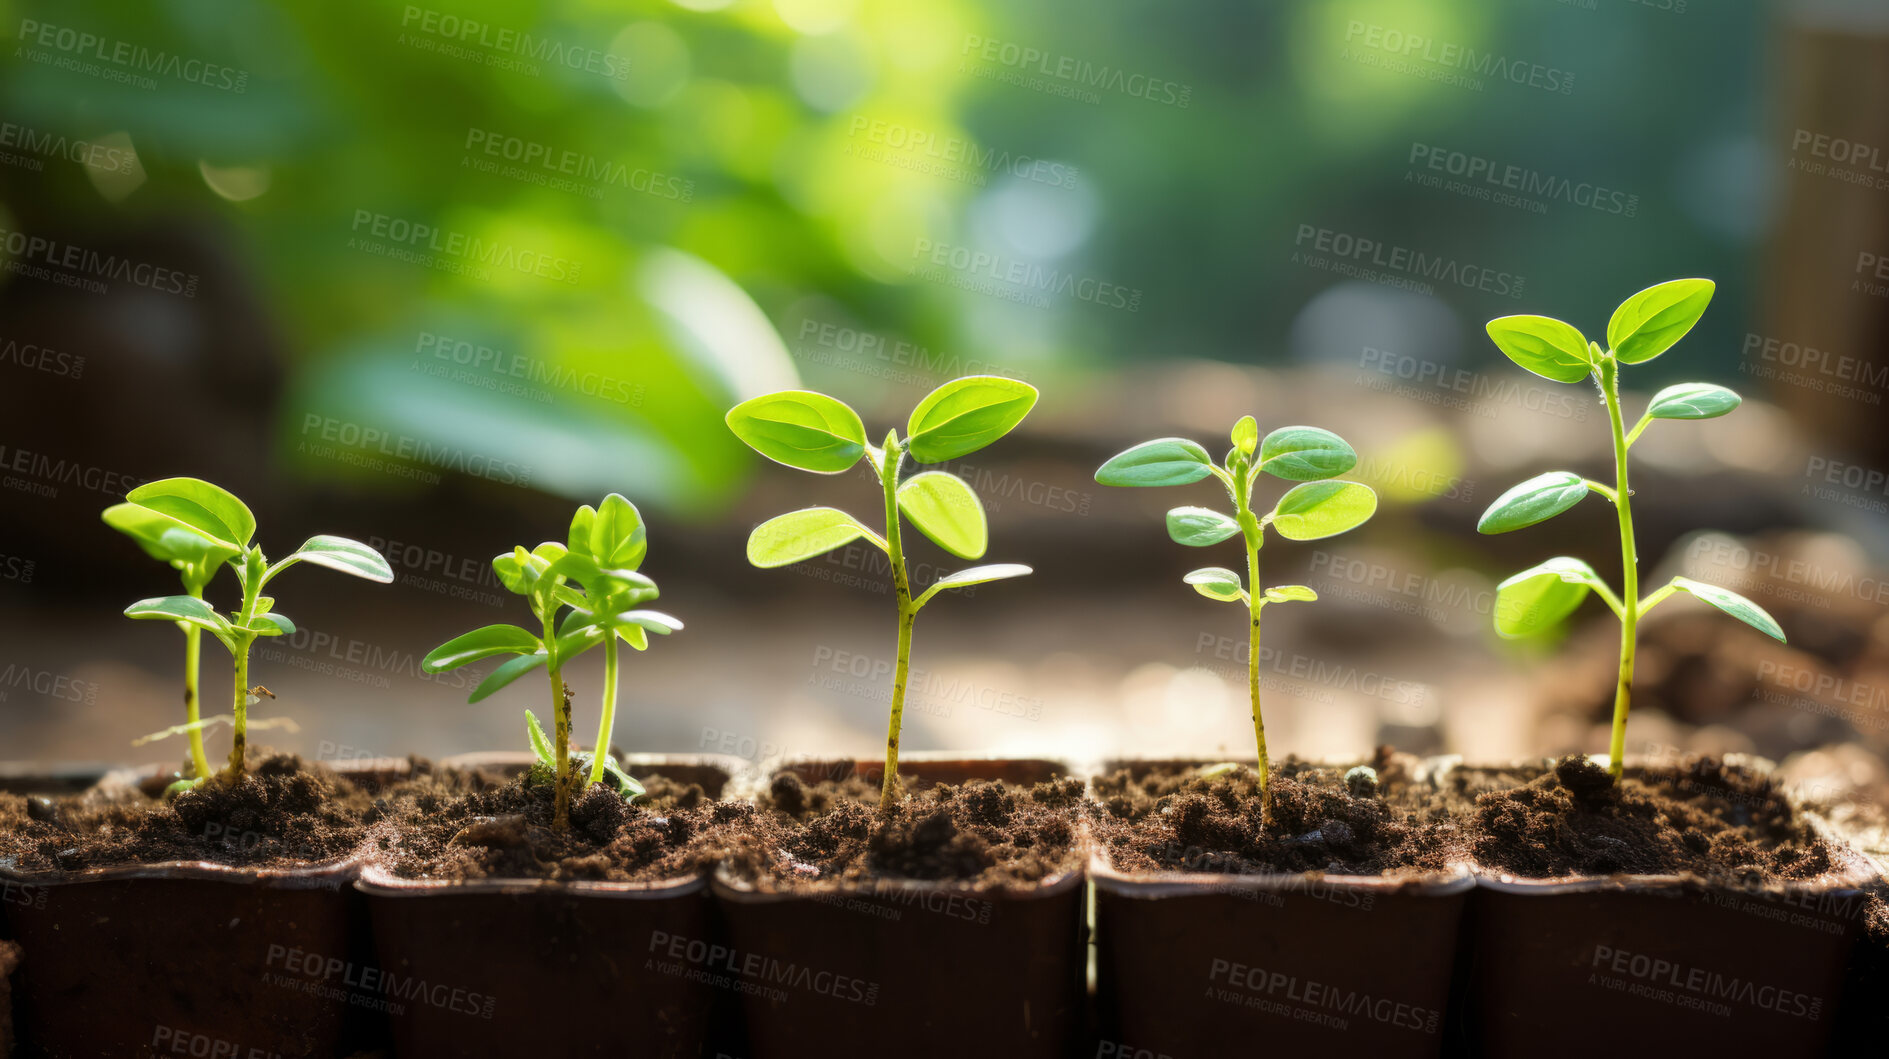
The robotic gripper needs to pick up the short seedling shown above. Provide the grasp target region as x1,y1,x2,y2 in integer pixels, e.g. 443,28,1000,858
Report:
1478,278,1785,781
1097,419,1379,812
422,495,681,828
727,376,1037,809
105,478,393,782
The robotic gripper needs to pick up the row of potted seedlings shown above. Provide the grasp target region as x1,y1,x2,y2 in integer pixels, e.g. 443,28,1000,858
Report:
0,279,1880,1058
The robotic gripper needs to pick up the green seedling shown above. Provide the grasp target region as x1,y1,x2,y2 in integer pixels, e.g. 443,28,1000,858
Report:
105,477,393,782
422,495,679,828
1478,278,1785,781
1097,418,1379,811
726,376,1038,809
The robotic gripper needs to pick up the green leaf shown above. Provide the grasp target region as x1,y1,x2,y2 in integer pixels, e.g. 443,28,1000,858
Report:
282,536,394,582
1646,383,1741,421
897,471,988,560
248,612,296,637
1095,438,1215,487
726,390,868,474
567,504,595,559
552,622,609,665
470,652,547,703
1231,416,1258,457
125,477,255,548
527,542,576,615
1268,481,1378,541
600,756,646,801
492,546,538,595
905,376,1039,463
1669,577,1785,641
1257,426,1358,481
612,609,684,635
1166,506,1242,547
1494,557,1605,637
124,595,234,637
424,624,543,672
543,551,603,591
101,504,239,574
525,709,556,764
1477,472,1589,534
1263,585,1318,603
746,507,883,568
588,493,648,569
1608,279,1714,364
1485,315,1594,384
914,563,1032,607
1184,566,1245,603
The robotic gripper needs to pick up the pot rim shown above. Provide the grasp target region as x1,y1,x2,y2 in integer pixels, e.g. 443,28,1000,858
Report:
354,859,708,899
708,861,1085,902
1086,846,1475,897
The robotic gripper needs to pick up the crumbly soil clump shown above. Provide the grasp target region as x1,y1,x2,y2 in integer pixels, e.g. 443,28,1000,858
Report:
369,764,734,883
718,770,1091,891
0,752,376,874
1469,754,1841,882
1092,751,1469,877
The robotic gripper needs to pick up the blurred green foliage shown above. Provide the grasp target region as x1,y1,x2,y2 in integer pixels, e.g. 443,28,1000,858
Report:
0,0,1759,513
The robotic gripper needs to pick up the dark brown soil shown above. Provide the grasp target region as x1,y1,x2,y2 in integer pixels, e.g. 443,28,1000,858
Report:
367,765,730,883
1468,754,1841,882
0,752,378,874
1092,751,1470,877
717,771,1090,890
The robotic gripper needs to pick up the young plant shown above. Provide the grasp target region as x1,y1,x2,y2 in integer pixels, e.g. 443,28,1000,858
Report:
1096,419,1378,811
421,495,680,828
1478,279,1785,781
726,376,1037,809
105,477,393,781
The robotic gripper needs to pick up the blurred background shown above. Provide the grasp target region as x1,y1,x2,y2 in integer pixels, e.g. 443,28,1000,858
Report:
3,0,1889,796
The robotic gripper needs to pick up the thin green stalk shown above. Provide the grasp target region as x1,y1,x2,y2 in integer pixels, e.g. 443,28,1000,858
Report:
227,638,250,778
225,562,265,780
880,436,915,810
181,603,211,781
1600,358,1638,780
1232,482,1270,807
588,635,619,786
550,663,573,828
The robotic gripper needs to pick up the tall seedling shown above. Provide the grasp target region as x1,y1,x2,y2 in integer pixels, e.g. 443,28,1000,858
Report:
105,477,393,781
423,495,681,828
727,376,1037,808
1097,419,1377,813
1478,279,1785,780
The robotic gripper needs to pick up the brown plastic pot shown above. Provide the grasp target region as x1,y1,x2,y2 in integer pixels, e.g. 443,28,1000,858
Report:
0,757,409,1059
711,755,1087,1059
1090,758,1474,1059
1458,758,1878,1059
356,751,743,1058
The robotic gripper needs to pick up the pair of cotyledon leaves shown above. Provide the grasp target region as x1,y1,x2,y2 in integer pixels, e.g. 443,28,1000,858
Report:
1477,278,1783,643
105,477,393,654
726,376,1037,603
1095,417,1378,606
420,493,684,704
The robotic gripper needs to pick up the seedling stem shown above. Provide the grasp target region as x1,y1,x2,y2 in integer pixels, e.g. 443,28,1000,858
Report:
880,431,916,809
1599,357,1639,781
